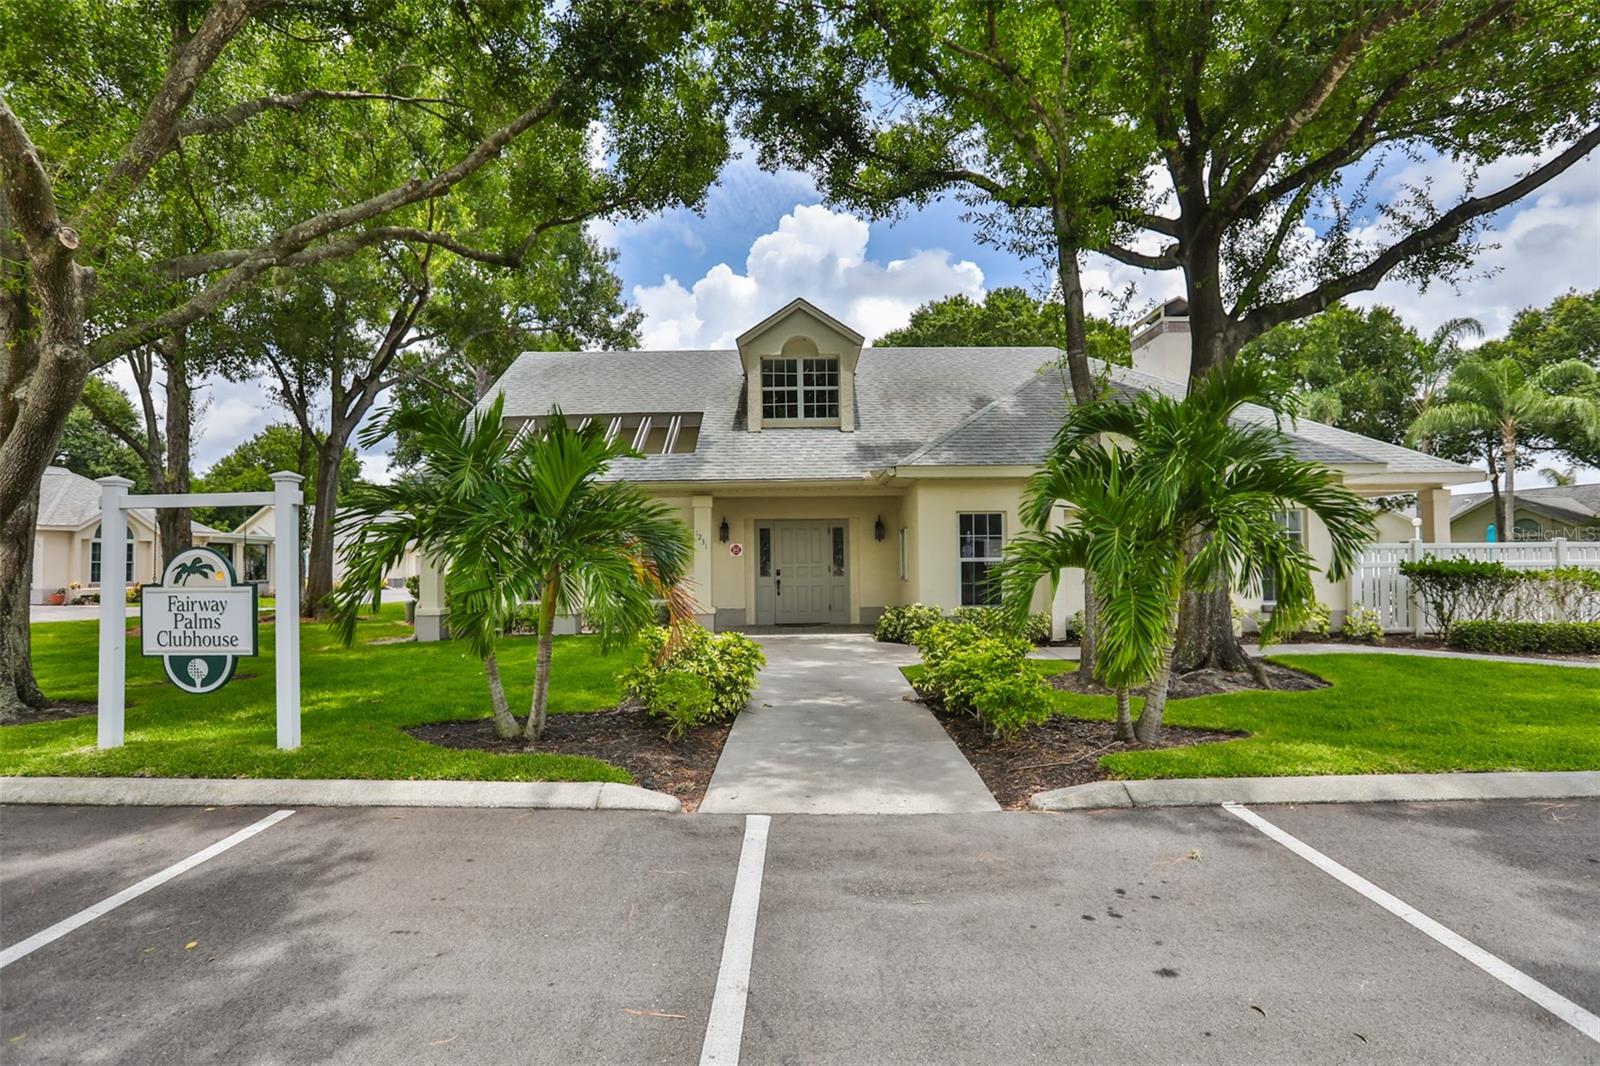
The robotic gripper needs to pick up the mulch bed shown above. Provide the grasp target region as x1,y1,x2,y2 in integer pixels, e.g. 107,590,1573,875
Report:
921,662,1319,810
408,705,730,811
931,707,1244,810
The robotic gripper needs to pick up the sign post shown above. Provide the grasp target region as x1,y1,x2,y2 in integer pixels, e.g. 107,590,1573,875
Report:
96,472,303,750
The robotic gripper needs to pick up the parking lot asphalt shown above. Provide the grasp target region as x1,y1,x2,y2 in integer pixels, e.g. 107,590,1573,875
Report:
1,799,1596,1065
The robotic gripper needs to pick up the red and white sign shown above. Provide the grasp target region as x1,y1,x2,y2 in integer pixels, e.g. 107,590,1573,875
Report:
729,543,744,557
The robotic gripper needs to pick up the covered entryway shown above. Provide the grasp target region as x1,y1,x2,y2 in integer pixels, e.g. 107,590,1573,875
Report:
754,520,849,625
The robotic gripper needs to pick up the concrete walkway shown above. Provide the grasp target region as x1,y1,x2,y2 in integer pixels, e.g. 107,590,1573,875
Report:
1033,641,1600,669
699,633,1000,815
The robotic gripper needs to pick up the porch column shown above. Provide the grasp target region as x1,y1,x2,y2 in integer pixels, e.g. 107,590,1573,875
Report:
415,554,448,642
690,495,715,628
1418,487,1452,543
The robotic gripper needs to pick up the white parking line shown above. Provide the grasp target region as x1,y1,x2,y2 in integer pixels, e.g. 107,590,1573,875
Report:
1223,801,1600,1045
0,809,295,970
699,814,771,1066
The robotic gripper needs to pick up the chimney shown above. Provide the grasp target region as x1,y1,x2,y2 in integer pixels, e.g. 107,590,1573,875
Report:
1129,297,1190,386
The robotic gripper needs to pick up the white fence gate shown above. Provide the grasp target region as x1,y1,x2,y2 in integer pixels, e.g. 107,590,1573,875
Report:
1350,538,1600,634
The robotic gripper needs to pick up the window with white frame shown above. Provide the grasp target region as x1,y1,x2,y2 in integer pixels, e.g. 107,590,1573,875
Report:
761,356,839,421
1261,510,1304,605
958,512,1004,606
89,525,134,584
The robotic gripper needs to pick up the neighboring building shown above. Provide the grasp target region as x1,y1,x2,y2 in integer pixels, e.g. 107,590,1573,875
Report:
31,466,278,602
31,470,416,606
444,298,1482,637
1450,483,1600,543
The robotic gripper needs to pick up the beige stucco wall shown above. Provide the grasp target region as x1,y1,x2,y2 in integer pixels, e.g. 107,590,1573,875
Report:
647,480,1064,628
1451,502,1600,543
905,478,1052,617
31,519,159,602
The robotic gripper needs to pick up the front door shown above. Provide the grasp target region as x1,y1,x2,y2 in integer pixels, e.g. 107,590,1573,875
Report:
757,520,847,625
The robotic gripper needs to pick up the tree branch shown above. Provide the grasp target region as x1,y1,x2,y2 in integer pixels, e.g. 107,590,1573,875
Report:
0,93,65,250
1234,0,1515,220
89,85,568,363
1216,1,1414,218
1098,242,1179,271
177,90,467,137
1238,126,1600,342
71,0,264,238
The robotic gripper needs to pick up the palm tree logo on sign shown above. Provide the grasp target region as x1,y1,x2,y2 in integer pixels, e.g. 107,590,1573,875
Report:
140,546,259,694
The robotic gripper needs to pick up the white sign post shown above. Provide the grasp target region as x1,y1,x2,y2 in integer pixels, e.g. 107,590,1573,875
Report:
96,471,303,750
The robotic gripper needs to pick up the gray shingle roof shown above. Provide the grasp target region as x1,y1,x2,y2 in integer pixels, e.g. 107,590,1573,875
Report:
37,466,157,529
484,347,1479,483
1451,483,1600,524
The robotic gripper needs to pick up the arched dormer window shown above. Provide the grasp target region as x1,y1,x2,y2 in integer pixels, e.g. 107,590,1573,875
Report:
90,525,135,585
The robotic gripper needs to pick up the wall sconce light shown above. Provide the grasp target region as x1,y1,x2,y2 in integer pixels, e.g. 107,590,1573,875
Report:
719,516,730,543
874,515,886,542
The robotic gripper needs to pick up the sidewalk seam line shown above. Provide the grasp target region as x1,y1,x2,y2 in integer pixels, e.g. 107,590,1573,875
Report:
1222,801,1600,1045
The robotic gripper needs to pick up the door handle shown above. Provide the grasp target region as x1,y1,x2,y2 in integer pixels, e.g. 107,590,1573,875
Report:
775,578,781,595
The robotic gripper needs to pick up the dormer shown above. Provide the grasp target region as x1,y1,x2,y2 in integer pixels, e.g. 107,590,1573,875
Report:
735,298,864,432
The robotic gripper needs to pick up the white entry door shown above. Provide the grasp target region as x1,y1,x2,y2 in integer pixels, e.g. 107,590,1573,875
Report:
757,521,847,625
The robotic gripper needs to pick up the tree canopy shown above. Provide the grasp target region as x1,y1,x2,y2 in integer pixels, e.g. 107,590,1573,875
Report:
874,287,1130,365
193,424,359,530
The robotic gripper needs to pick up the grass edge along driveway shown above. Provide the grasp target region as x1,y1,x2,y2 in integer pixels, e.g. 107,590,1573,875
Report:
907,654,1600,780
1,604,640,783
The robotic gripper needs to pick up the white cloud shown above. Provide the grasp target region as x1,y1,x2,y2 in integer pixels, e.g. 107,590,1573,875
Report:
1346,153,1600,338
632,203,985,347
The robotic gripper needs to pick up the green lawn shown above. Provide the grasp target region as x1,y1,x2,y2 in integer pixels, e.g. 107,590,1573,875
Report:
907,655,1600,780
2,604,640,783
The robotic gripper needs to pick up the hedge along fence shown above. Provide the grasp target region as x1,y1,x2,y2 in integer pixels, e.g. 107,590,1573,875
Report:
1353,539,1600,632
1397,557,1600,637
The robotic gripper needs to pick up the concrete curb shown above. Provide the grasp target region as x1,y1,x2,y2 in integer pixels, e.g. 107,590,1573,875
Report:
1030,770,1600,811
0,776,682,812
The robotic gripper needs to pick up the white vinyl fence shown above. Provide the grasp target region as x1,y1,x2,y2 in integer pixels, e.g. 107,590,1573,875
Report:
1350,538,1600,634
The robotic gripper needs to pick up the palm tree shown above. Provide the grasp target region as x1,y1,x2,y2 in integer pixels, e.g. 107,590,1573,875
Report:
1540,464,1578,487
331,396,694,741
1408,357,1600,540
996,361,1373,744
1410,316,1483,455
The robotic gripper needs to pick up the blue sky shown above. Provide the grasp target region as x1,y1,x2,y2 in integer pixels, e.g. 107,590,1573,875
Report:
177,145,1599,483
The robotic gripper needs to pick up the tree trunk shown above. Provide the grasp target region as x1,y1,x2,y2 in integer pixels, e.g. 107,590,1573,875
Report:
1079,572,1100,682
1133,607,1182,745
523,584,560,742
0,481,47,721
481,648,519,739
1171,532,1252,673
1502,427,1517,542
1485,444,1505,536
301,433,346,618
0,208,89,717
1113,687,1134,742
1052,234,1102,678
156,329,193,562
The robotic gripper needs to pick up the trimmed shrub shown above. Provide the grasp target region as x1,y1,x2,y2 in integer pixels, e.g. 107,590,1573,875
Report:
404,575,420,601
1519,567,1600,623
913,621,1032,714
950,605,1052,645
1341,604,1385,644
1399,557,1520,633
973,672,1054,739
1303,600,1333,638
622,625,766,726
1446,620,1600,655
874,603,945,644
650,671,717,738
